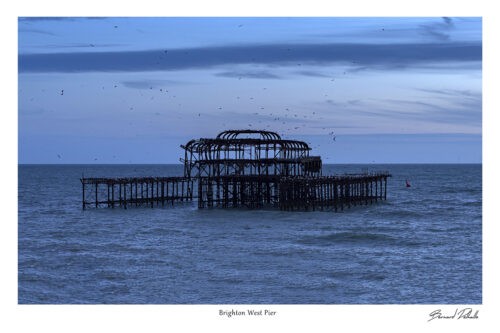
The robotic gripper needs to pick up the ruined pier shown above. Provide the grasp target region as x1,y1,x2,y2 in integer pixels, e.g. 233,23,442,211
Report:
81,129,391,211
81,176,194,209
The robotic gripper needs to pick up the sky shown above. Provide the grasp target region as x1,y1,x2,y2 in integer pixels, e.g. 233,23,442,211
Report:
18,17,482,164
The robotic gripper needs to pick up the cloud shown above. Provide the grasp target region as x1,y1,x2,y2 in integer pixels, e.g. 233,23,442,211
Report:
320,92,481,133
418,17,455,42
325,99,364,107
121,79,186,89
19,107,47,116
416,88,481,99
30,43,126,50
18,28,57,36
375,97,481,126
215,71,283,79
18,42,482,73
19,17,108,22
293,70,331,78
442,17,454,26
19,17,75,22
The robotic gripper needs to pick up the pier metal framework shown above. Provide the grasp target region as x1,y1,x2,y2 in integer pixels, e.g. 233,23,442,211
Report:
181,130,322,179
81,129,390,211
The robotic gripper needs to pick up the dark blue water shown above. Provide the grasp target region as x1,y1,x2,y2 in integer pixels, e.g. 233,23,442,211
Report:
18,164,482,304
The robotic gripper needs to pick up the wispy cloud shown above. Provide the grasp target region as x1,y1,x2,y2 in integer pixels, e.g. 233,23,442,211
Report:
19,107,47,116
215,71,283,79
374,97,481,126
293,70,331,78
18,42,482,73
19,17,109,22
29,43,126,49
416,88,481,99
18,28,57,36
121,79,188,89
418,17,455,41
318,92,481,133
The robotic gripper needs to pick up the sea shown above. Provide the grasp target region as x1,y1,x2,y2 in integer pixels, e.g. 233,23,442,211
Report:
18,164,482,304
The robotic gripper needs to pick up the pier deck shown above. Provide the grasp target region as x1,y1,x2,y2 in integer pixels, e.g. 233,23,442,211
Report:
278,173,390,211
81,176,194,209
81,173,390,211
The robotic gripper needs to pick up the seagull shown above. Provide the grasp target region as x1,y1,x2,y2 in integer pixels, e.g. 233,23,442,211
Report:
60,89,64,95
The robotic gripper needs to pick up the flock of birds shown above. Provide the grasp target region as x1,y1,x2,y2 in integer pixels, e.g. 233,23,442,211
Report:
26,21,381,162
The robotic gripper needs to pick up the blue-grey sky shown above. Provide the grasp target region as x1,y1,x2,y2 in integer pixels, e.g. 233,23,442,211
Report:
18,17,482,163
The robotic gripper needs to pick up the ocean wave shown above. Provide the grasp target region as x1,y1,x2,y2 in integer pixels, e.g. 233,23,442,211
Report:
375,209,425,219
93,269,128,281
296,232,419,247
